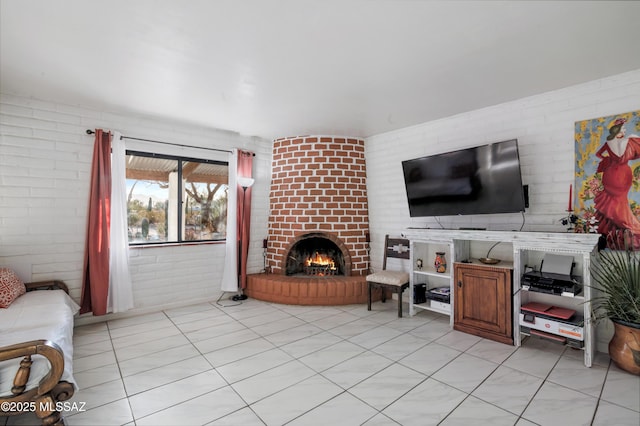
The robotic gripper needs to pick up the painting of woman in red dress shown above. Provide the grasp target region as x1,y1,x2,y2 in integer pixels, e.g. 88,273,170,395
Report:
575,111,640,247
593,117,640,241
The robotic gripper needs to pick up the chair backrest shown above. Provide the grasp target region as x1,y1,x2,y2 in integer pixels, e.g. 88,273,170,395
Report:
382,234,410,270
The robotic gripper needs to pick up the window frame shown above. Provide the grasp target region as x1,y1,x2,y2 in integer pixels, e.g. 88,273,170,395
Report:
125,149,229,246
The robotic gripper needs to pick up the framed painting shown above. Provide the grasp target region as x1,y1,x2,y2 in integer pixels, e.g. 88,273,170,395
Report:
574,110,640,246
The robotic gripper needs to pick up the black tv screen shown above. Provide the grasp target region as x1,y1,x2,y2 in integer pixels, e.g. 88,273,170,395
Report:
402,139,526,217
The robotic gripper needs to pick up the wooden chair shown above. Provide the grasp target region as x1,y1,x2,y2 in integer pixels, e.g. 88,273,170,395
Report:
367,235,411,317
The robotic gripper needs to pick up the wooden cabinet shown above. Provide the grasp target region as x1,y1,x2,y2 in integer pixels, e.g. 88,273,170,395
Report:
454,263,513,345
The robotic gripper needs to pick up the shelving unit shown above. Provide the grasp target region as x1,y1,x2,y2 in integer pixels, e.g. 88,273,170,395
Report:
513,244,595,366
408,238,454,324
403,229,600,367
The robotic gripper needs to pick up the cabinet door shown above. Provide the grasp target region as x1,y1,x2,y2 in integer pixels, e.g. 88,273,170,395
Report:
454,264,512,344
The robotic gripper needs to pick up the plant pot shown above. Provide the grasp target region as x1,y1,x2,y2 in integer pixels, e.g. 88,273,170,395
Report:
609,319,640,375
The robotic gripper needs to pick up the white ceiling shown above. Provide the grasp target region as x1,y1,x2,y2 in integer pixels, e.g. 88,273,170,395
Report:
2,1,639,140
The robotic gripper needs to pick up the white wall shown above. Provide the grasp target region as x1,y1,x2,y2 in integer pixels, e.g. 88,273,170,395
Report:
0,93,272,320
365,69,640,351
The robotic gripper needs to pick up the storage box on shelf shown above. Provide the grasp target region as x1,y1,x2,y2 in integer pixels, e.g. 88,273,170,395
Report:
403,229,600,367
519,301,585,348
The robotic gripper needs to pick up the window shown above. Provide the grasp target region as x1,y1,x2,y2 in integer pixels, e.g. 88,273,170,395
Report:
125,151,228,244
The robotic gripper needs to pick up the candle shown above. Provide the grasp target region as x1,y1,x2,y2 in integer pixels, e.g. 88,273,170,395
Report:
568,184,572,211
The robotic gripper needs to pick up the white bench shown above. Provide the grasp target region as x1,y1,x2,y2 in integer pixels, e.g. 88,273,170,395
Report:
1,281,79,425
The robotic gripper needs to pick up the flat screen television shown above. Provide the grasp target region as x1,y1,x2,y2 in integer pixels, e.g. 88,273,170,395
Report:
402,139,526,217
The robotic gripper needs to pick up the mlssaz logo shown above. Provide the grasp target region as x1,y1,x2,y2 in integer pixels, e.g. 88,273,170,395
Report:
41,401,87,413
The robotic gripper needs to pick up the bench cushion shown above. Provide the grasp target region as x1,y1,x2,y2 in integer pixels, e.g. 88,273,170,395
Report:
366,271,410,286
0,290,80,394
0,268,26,308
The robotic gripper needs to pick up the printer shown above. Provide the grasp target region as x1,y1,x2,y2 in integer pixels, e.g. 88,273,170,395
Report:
521,253,582,297
521,270,582,297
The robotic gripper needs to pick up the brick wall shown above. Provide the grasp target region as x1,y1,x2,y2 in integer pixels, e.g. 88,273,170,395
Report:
0,93,272,316
267,136,370,275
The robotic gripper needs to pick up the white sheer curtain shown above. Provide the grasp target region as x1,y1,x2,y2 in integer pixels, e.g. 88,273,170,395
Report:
108,132,134,313
221,149,239,292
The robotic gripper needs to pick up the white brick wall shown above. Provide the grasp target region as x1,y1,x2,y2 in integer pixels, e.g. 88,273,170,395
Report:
366,70,640,243
1,69,639,341
365,69,640,351
0,93,272,319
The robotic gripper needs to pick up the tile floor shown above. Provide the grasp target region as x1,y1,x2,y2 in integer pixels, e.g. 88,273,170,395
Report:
4,299,639,426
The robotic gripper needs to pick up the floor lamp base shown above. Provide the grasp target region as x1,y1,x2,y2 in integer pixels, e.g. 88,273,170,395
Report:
216,291,243,307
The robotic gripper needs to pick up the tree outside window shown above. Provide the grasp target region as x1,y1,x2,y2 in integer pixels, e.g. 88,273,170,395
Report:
125,152,228,244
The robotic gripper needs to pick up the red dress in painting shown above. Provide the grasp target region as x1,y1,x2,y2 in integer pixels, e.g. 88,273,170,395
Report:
594,135,640,239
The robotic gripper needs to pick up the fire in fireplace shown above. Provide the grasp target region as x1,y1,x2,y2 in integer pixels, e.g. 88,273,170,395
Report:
304,252,337,276
285,235,346,276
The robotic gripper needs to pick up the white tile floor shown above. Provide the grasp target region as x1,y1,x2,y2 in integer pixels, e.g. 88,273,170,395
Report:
5,299,640,426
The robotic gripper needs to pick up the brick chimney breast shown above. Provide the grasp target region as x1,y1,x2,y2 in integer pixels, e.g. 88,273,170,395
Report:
267,136,370,276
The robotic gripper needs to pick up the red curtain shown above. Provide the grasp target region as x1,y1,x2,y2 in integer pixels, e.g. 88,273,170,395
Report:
238,150,254,289
80,130,111,315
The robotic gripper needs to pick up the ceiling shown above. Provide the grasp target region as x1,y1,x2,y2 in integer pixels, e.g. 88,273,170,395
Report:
2,1,639,140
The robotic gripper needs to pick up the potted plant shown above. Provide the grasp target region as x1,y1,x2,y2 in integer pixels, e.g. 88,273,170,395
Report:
590,230,640,375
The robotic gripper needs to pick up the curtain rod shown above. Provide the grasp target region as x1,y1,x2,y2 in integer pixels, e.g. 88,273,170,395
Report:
85,129,241,155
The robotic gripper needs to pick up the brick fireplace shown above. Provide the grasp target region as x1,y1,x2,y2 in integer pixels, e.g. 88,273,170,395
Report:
267,136,370,275
246,136,375,305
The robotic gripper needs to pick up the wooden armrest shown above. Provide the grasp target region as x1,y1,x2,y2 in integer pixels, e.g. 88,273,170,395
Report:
24,280,69,294
1,340,74,424
0,340,65,402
